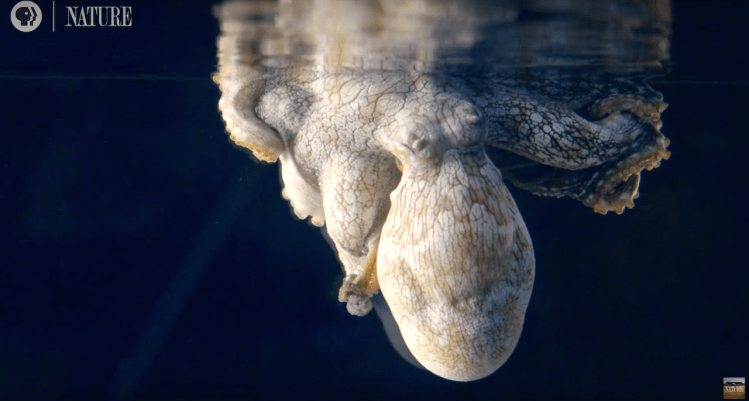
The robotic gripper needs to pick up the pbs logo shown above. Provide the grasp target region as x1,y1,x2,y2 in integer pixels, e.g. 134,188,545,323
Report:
11,1,42,32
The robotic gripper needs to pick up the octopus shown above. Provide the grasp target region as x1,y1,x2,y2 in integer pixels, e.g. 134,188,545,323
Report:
213,0,671,382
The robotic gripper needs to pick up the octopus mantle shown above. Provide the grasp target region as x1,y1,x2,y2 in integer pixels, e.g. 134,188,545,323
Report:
215,66,669,381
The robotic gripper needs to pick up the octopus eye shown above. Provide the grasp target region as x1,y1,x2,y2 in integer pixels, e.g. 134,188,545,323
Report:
405,129,442,162
457,103,481,124
408,132,429,152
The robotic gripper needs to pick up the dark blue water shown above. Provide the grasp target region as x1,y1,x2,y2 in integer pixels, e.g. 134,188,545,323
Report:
2,1,747,400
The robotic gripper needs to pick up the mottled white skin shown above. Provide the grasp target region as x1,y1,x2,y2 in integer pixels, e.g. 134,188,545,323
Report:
379,146,534,381
374,83,535,381
217,68,537,380
215,62,671,380
214,0,672,383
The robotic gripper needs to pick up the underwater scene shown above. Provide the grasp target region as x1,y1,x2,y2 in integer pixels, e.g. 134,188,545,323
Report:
2,0,747,400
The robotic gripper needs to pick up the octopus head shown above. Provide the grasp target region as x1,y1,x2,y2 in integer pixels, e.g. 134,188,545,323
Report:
378,93,535,381
385,94,486,173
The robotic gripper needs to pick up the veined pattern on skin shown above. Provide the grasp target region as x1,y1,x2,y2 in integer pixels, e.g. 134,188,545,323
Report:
213,0,671,381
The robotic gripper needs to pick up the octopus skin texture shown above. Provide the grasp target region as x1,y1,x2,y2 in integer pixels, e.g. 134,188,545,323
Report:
214,64,670,381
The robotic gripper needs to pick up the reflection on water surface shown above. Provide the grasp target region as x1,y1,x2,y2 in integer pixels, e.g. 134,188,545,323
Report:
213,0,671,382
215,0,670,74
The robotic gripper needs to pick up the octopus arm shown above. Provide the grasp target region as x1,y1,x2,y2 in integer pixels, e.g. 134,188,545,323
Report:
214,62,286,163
319,154,400,316
476,82,670,214
500,122,670,214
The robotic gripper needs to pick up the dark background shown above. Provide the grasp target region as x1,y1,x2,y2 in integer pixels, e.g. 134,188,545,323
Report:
1,1,748,400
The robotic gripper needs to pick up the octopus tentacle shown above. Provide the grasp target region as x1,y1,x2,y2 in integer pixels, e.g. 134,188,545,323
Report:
215,72,286,163
319,155,399,316
503,121,670,214
477,75,670,214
